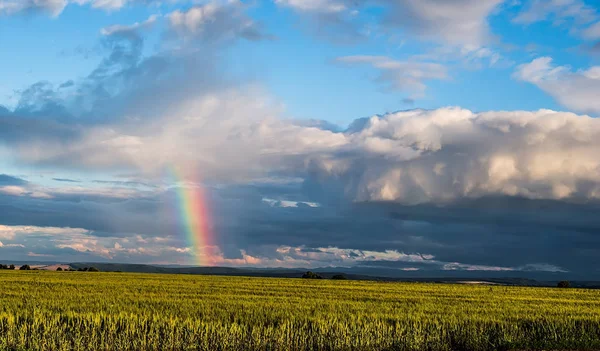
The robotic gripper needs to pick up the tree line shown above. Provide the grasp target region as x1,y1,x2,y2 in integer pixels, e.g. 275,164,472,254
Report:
0,265,100,272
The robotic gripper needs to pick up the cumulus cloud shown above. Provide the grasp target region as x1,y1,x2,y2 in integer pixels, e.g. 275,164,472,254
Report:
514,57,600,114
10,104,600,205
336,56,448,98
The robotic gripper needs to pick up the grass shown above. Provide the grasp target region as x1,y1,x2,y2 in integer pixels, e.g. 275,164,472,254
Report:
0,270,598,351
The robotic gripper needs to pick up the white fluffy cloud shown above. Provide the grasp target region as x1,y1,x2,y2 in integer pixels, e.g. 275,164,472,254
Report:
332,107,600,203
10,101,600,205
515,57,600,114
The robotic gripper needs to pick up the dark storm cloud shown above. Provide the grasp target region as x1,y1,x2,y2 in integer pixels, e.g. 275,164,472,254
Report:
1,173,599,278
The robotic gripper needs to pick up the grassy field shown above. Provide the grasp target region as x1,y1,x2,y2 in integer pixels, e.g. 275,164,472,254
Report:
0,271,598,351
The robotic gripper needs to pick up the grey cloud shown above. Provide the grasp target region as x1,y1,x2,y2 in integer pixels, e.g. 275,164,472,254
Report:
379,0,504,46
513,0,600,43
52,178,81,183
2,181,596,277
0,0,67,17
336,55,448,98
58,80,75,89
275,0,368,43
92,180,157,188
276,0,504,46
0,0,173,17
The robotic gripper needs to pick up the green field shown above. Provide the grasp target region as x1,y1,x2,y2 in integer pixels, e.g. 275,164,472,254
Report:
0,271,599,351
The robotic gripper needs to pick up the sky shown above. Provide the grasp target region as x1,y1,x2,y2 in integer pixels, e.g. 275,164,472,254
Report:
2,0,600,279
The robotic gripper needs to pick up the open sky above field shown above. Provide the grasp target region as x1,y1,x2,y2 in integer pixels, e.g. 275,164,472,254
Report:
1,0,600,278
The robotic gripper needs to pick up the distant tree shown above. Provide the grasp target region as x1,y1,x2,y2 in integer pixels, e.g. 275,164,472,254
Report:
9,264,15,270
332,274,347,280
302,271,323,279
557,281,571,288
88,267,100,272
19,265,31,271
56,267,63,271
0,264,7,269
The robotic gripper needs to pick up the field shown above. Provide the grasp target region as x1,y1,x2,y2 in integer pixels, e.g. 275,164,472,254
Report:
0,271,599,351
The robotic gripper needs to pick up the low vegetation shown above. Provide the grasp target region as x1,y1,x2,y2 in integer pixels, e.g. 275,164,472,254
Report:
0,270,598,350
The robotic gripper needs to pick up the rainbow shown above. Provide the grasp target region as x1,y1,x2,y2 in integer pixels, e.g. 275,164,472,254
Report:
169,167,215,266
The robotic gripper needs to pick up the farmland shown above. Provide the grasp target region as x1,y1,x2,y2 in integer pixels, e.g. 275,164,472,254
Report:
0,271,598,351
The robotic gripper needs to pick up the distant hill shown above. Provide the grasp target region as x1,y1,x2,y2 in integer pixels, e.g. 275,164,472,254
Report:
65,262,600,288
1,261,597,288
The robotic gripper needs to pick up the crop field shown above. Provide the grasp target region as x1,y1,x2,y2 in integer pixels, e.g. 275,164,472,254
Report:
0,271,599,351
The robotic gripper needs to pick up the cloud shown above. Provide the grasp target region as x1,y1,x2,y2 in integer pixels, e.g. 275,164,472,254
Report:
514,57,600,114
167,1,268,42
275,0,365,42
0,174,597,277
581,21,600,40
275,0,352,13
336,55,448,98
275,0,503,46
52,178,81,183
513,0,600,42
380,0,504,46
100,14,159,37
73,0,130,11
0,219,574,275
0,0,162,17
8,95,600,205
513,0,596,26
0,0,68,17
0,185,53,199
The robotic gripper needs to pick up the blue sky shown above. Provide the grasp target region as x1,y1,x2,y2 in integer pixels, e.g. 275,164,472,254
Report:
2,0,600,278
0,0,587,122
